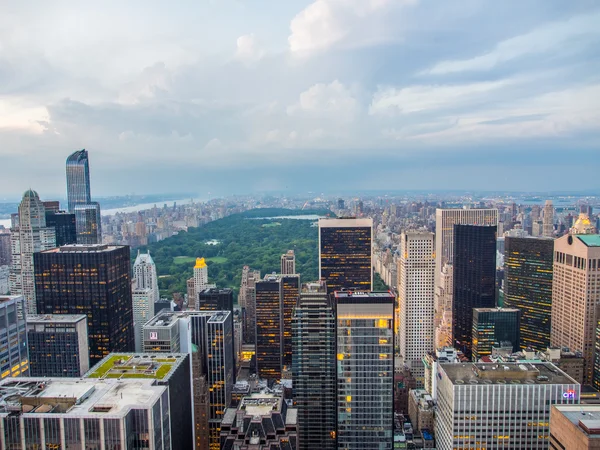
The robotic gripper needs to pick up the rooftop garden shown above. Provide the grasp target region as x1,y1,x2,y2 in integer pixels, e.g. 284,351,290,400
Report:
87,354,174,380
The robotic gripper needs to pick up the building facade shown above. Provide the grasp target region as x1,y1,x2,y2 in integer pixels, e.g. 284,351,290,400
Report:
9,190,56,315
281,249,296,275
0,296,28,380
504,236,554,351
551,233,600,386
34,244,135,364
281,274,299,368
27,314,89,377
336,291,394,449
255,275,283,379
45,211,77,246
66,149,92,213
319,217,373,293
452,224,497,358
74,202,102,244
239,266,260,346
292,281,336,450
543,200,555,237
435,362,580,450
133,288,153,352
133,250,160,303
550,405,600,450
397,231,435,385
472,307,521,361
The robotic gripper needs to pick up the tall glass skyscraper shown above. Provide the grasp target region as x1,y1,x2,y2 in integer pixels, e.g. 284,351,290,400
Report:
66,149,91,213
255,275,283,379
335,291,394,449
452,224,497,359
471,307,521,360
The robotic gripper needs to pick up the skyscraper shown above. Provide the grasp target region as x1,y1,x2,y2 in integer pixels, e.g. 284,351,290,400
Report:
397,231,435,385
239,266,260,346
335,291,394,449
133,250,160,303
26,314,89,377
74,202,102,244
292,281,336,450
281,274,300,367
45,210,77,246
434,208,498,349
0,232,11,266
281,249,296,275
452,224,497,358
0,295,28,380
471,307,521,361
66,149,91,213
319,217,373,293
34,244,135,364
504,236,554,351
132,288,153,352
9,190,56,315
255,275,283,379
543,199,555,237
551,232,600,385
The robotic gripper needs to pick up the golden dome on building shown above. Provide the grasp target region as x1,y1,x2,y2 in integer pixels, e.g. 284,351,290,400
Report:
570,213,596,235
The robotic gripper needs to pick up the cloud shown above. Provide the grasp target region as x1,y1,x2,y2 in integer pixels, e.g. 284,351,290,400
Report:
287,80,359,121
288,0,416,55
234,34,265,62
422,11,600,75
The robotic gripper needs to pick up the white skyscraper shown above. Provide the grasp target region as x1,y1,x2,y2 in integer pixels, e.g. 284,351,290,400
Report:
397,231,435,385
543,199,555,237
9,190,56,315
434,208,498,349
133,250,160,303
132,288,153,352
194,257,208,294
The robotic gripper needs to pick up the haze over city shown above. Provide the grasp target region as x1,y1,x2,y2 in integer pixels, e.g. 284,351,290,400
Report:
1,0,599,198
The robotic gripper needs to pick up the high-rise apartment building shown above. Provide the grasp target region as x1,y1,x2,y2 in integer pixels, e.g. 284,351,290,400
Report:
504,236,554,351
66,149,92,213
45,210,77,246
133,250,160,303
74,202,102,244
0,377,172,449
319,217,373,293
452,224,497,358
397,231,435,385
281,274,300,367
292,281,336,450
239,266,260,345
255,275,283,379
9,190,56,315
0,295,28,380
435,362,579,450
132,288,153,352
335,291,394,449
551,233,600,385
471,307,521,360
543,199,555,237
281,249,296,275
34,244,135,364
434,208,498,350
27,314,89,377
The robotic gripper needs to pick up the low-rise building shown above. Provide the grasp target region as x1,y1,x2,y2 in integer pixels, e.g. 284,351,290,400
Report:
408,389,434,433
550,404,600,449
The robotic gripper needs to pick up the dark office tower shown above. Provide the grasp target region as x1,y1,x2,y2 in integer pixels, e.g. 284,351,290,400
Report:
335,291,395,449
66,149,91,213
45,211,77,246
504,236,554,351
281,274,300,367
0,232,10,266
292,281,336,450
319,217,373,293
471,308,521,361
74,202,102,244
337,198,345,210
452,224,497,359
27,314,89,376
255,275,283,379
34,244,134,365
197,287,234,313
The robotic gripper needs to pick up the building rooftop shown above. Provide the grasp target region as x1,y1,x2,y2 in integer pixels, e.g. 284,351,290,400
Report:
85,353,187,381
0,295,23,305
26,314,87,324
0,377,165,417
318,217,373,227
554,405,600,438
144,310,230,328
440,362,578,386
577,235,600,247
198,287,233,295
41,244,124,253
334,290,395,303
473,307,521,314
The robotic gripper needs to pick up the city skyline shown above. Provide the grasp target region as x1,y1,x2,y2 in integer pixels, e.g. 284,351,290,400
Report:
1,1,599,197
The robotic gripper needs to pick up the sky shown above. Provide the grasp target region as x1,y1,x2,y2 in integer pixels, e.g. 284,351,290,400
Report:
1,0,599,200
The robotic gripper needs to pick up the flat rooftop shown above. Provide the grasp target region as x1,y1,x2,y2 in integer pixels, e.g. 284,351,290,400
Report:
335,291,395,304
41,244,125,253
0,296,23,305
0,378,165,417
554,405,600,437
85,353,186,381
440,362,578,386
473,307,521,313
145,310,229,328
27,314,87,324
318,217,373,228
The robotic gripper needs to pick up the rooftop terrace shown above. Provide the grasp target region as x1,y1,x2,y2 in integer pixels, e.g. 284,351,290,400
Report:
86,353,185,381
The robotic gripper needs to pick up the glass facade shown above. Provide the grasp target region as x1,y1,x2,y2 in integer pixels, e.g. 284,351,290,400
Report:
74,202,102,245
281,275,299,367
471,308,521,360
452,225,497,359
504,237,553,351
0,296,29,380
319,219,373,293
336,292,395,450
255,276,283,379
66,149,92,213
292,283,337,450
33,245,135,365
45,211,77,246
